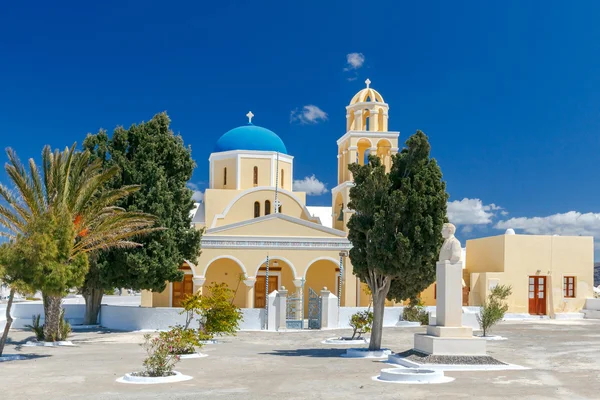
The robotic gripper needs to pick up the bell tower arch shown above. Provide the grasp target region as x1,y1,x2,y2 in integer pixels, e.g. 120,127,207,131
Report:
332,79,400,232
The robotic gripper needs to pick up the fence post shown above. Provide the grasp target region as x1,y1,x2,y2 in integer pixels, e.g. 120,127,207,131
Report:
320,287,339,329
278,286,288,330
267,290,279,331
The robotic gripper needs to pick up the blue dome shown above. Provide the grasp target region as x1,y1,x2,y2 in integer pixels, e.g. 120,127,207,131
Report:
214,124,287,154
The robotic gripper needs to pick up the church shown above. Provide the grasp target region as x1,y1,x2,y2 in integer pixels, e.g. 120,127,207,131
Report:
141,80,594,318
142,79,398,310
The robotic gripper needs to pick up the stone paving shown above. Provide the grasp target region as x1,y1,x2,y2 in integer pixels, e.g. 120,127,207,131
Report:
1,319,600,399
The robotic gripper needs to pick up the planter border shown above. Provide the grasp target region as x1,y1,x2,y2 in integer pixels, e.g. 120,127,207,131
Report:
116,370,193,384
341,348,392,359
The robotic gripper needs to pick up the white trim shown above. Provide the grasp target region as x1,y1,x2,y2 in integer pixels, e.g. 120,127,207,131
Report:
202,255,248,276
208,212,346,237
209,187,320,228
183,259,199,278
303,256,340,279
331,182,355,195
254,256,298,278
336,130,400,146
236,154,241,189
209,150,294,163
346,101,390,110
201,237,351,251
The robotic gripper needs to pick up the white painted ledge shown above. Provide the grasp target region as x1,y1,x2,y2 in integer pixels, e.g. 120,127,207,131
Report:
341,348,392,358
22,341,75,347
116,371,193,384
374,367,454,384
178,352,209,359
322,337,369,345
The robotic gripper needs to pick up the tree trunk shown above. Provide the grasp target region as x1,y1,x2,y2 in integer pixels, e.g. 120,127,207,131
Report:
368,288,387,351
0,287,16,356
83,288,103,325
43,294,63,342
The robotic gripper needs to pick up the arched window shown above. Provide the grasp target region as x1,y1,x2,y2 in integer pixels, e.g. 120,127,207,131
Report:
253,166,258,186
265,200,271,215
281,169,284,188
278,205,282,214
253,201,260,218
223,167,227,186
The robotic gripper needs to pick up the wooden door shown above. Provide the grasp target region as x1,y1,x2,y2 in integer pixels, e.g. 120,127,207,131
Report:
528,276,547,315
254,275,278,308
172,274,194,307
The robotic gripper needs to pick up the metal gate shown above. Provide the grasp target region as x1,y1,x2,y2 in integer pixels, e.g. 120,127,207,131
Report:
286,289,304,329
307,287,321,329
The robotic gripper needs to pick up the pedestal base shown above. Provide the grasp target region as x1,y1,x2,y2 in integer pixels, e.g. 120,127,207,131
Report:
414,333,487,356
426,326,473,338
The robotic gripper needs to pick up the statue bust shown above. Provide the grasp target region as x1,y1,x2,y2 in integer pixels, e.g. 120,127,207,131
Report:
439,223,462,263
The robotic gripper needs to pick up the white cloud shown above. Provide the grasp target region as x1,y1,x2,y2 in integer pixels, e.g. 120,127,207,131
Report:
187,182,204,202
290,105,328,125
495,211,600,243
447,198,503,226
344,52,365,71
293,175,328,196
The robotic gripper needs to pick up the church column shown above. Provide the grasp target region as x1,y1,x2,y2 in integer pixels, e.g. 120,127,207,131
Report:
347,146,357,180
382,111,389,131
370,108,379,131
243,277,256,308
193,276,206,295
353,110,363,130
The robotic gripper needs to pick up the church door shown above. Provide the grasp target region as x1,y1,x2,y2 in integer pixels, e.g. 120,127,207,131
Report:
172,274,194,307
528,276,547,315
254,275,278,308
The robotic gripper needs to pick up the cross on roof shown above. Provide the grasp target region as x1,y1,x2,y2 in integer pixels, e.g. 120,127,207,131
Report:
365,78,371,88
246,111,254,123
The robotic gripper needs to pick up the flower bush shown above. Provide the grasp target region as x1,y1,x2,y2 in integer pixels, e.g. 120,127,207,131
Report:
349,310,373,340
140,334,180,377
402,300,429,325
160,326,202,355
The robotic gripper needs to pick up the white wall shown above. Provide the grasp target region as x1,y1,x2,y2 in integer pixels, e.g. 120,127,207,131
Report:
99,305,264,331
338,307,404,329
6,302,85,329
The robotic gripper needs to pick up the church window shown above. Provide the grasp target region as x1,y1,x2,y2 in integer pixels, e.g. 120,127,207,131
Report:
281,169,284,187
223,167,227,186
254,201,260,218
265,200,271,215
253,166,258,186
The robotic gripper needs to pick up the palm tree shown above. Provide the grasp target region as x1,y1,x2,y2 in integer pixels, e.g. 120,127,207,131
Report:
0,144,157,343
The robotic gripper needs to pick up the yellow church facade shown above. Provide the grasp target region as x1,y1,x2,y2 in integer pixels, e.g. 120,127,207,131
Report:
142,80,398,310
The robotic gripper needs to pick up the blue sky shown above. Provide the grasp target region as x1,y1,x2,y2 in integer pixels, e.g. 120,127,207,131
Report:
2,1,600,257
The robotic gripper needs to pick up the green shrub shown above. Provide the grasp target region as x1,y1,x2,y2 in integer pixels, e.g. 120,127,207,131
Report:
26,310,71,342
26,314,45,341
402,300,429,325
477,284,512,337
349,310,373,340
140,334,180,377
160,326,202,355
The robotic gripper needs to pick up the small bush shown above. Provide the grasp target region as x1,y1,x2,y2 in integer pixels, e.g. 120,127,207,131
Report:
402,300,429,325
26,310,71,342
26,314,45,341
477,284,512,337
160,326,203,355
58,309,72,341
349,311,373,340
140,334,180,377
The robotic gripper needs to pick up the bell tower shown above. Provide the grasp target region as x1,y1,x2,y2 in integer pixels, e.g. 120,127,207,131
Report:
332,79,400,232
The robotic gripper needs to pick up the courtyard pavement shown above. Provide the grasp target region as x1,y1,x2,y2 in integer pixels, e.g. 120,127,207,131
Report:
1,319,599,399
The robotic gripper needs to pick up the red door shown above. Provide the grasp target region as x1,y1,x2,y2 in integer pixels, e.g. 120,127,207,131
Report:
528,276,547,315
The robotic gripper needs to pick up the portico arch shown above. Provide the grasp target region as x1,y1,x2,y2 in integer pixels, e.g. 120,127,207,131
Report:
254,257,298,309
204,256,248,308
304,257,342,315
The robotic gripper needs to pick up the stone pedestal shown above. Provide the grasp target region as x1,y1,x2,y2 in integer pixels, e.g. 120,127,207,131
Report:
413,261,486,356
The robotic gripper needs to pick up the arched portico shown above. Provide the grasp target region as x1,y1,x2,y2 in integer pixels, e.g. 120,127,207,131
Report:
304,257,343,316
253,257,298,309
204,256,248,308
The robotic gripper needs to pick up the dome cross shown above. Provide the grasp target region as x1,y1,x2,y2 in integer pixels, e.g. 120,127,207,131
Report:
365,78,371,88
246,111,254,124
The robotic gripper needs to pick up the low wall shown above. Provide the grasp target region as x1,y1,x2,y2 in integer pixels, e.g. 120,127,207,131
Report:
585,298,600,311
7,302,86,329
99,305,264,331
338,307,404,329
